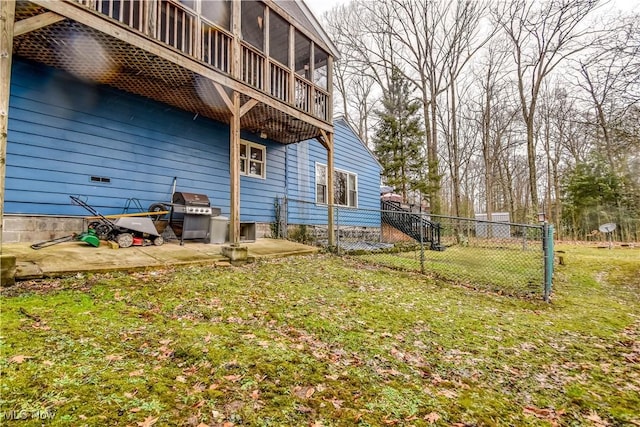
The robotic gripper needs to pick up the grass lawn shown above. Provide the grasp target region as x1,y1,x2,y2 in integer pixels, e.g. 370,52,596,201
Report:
1,246,639,426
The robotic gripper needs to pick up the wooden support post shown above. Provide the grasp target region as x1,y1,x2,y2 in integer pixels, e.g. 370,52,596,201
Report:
1,0,16,248
288,24,295,105
231,0,241,80
325,132,335,247
146,0,157,38
318,130,334,247
229,91,241,245
327,56,334,121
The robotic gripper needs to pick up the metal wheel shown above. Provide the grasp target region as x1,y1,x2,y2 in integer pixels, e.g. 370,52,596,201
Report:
148,203,169,220
92,223,112,240
115,233,134,248
153,236,164,246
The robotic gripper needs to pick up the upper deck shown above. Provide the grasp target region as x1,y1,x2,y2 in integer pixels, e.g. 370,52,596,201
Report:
12,0,335,143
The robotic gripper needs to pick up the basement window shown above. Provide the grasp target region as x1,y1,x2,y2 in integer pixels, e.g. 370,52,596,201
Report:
90,176,111,184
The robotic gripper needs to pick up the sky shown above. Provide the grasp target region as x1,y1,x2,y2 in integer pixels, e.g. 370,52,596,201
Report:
305,0,351,18
304,0,639,19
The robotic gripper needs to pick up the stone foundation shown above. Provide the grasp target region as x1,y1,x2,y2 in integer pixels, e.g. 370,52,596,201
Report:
2,215,85,244
285,224,382,245
2,214,275,244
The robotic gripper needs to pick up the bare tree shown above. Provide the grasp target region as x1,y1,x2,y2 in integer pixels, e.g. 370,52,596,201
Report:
574,12,640,170
462,33,518,225
495,0,604,220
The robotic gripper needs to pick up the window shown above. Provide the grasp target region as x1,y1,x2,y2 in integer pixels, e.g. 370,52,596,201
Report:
316,164,327,204
315,163,358,208
240,140,266,179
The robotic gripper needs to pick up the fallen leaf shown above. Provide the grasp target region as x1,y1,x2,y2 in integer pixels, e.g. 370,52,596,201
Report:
292,385,316,399
329,398,343,409
130,407,141,413
106,354,123,362
585,410,609,426
42,360,54,367
295,404,313,413
223,374,242,382
137,416,159,427
425,412,441,424
197,423,209,427
9,355,32,364
129,369,144,377
524,405,553,418
175,375,187,383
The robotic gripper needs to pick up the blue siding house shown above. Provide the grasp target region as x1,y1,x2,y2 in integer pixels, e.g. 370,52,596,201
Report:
3,59,381,243
1,1,384,247
6,59,286,221
286,118,381,229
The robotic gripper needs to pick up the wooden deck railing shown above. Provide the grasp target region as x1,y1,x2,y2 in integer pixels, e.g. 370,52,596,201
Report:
269,60,290,103
240,43,265,91
201,18,231,73
73,0,330,122
76,0,148,32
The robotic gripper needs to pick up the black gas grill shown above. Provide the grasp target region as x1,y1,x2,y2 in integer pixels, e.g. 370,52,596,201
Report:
170,192,219,244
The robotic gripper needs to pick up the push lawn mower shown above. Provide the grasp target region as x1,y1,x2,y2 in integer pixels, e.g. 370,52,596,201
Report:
30,196,165,250
72,196,164,248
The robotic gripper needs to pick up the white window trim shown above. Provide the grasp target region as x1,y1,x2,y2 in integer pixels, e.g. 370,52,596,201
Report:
315,162,328,205
240,140,266,179
315,162,358,208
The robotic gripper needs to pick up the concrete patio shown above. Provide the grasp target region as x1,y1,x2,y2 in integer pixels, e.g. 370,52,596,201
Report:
1,238,319,282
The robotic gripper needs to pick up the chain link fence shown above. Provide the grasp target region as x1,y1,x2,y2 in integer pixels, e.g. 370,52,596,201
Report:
276,197,554,300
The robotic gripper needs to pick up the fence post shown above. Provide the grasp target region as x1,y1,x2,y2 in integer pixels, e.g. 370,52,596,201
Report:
283,196,288,239
543,223,554,302
335,206,340,255
420,212,425,274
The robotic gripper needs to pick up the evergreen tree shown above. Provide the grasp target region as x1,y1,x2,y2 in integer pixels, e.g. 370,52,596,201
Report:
561,154,640,241
372,68,425,203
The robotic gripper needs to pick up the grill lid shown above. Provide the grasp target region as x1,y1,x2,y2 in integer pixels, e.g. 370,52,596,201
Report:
172,192,211,206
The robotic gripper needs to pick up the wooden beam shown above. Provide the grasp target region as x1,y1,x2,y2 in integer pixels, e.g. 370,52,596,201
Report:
317,129,329,150
231,0,241,80
264,7,270,95
239,98,258,118
214,83,256,119
288,24,295,106
326,132,335,247
229,91,241,245
213,82,234,112
29,0,333,133
327,56,334,121
14,11,65,37
0,0,16,248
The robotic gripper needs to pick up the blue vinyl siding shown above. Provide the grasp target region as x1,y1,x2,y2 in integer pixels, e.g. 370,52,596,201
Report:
286,119,382,227
5,59,284,222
